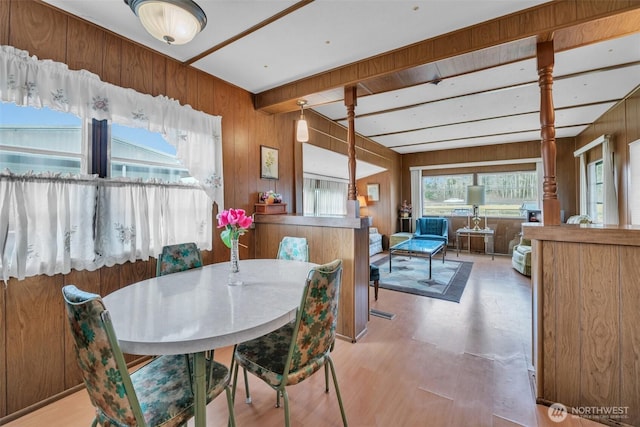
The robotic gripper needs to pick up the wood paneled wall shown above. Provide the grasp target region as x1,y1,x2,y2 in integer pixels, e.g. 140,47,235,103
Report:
0,0,399,421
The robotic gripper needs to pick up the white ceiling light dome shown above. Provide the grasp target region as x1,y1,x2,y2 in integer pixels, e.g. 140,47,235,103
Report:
125,0,207,45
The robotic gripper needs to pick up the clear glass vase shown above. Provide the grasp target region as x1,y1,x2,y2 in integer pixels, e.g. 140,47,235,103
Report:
228,237,242,285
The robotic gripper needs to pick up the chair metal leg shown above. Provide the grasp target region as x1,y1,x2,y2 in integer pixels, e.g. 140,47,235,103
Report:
242,367,252,403
324,363,329,392
327,357,348,426
282,388,291,427
225,385,237,427
231,360,239,402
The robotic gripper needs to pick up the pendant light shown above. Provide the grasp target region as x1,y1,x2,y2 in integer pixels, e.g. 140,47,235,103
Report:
125,0,207,45
296,100,309,142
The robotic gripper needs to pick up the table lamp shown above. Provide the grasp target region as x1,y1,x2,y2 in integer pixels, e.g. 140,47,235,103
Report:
466,185,485,231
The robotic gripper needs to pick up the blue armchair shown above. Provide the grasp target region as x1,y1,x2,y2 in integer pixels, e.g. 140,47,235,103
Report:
414,217,449,252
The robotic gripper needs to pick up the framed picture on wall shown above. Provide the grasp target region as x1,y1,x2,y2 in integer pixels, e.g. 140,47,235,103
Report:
367,183,380,201
260,145,279,180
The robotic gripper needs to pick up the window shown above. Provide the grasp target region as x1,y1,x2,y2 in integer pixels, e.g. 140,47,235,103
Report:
111,123,190,182
0,103,211,281
0,46,223,280
0,103,84,174
0,104,190,182
588,160,603,223
422,171,538,217
303,178,348,216
478,171,538,217
422,174,473,216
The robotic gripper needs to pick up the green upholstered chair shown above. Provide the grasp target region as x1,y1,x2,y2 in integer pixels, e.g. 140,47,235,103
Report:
156,242,203,276
276,236,309,262
62,284,235,427
232,259,347,427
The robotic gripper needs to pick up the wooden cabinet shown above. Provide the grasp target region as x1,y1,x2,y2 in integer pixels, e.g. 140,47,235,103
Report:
525,225,640,426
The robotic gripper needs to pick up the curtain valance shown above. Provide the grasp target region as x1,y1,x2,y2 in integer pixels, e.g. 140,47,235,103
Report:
0,45,223,207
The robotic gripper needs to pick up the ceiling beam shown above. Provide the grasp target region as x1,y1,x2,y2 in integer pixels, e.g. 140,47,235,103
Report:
184,0,315,66
254,0,640,114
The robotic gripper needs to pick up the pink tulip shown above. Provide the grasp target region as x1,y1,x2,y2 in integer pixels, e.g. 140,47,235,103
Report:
217,208,253,230
217,210,231,228
238,214,253,228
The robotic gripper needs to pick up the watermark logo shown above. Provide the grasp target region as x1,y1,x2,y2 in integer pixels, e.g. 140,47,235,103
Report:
547,403,630,423
548,403,568,423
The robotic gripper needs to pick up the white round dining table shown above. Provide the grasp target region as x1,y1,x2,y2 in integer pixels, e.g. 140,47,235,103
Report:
103,259,317,427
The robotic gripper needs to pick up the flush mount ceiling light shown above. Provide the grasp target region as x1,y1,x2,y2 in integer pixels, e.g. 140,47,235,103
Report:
125,0,207,45
296,99,309,142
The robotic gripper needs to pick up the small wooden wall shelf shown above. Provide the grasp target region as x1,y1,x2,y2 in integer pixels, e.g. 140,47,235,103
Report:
255,203,287,214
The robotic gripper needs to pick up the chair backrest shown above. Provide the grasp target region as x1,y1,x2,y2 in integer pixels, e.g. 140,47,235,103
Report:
285,259,342,375
157,242,203,276
276,236,309,261
416,217,448,236
62,285,144,426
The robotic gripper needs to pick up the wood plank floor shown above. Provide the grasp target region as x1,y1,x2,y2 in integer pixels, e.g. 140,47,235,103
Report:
6,252,605,427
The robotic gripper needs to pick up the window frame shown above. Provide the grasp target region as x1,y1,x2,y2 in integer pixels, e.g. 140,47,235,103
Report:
421,169,540,218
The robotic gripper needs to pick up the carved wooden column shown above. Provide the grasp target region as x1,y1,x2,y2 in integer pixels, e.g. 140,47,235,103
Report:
537,40,560,225
345,86,359,217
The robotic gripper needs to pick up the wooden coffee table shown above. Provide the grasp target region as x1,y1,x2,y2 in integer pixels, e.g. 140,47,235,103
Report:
389,238,445,280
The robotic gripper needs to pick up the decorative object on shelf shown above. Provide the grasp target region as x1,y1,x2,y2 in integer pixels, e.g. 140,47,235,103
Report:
259,190,282,204
217,208,253,285
260,145,279,180
466,185,485,231
125,0,207,45
296,99,309,142
399,200,412,218
367,183,380,201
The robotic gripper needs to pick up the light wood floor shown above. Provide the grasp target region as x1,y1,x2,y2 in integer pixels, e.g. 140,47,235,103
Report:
6,253,605,427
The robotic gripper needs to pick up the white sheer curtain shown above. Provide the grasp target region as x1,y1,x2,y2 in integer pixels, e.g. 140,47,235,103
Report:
0,45,224,204
579,154,588,215
0,174,97,281
0,173,212,281
602,137,619,225
410,169,422,218
303,178,347,216
162,186,212,249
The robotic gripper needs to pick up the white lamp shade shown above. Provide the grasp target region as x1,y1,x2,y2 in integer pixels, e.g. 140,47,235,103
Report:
296,118,309,142
133,0,206,45
466,185,485,205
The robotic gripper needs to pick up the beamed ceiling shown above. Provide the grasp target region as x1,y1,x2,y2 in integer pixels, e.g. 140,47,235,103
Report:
41,0,640,178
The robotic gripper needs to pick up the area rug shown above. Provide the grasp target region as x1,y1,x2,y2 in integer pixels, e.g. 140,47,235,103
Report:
373,255,473,303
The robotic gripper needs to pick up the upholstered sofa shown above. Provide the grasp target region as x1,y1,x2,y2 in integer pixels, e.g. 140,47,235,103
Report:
567,214,593,224
413,217,448,248
511,235,531,276
369,227,383,256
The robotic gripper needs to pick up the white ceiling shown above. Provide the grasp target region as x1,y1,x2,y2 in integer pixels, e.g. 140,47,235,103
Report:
303,143,385,182
42,0,640,180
